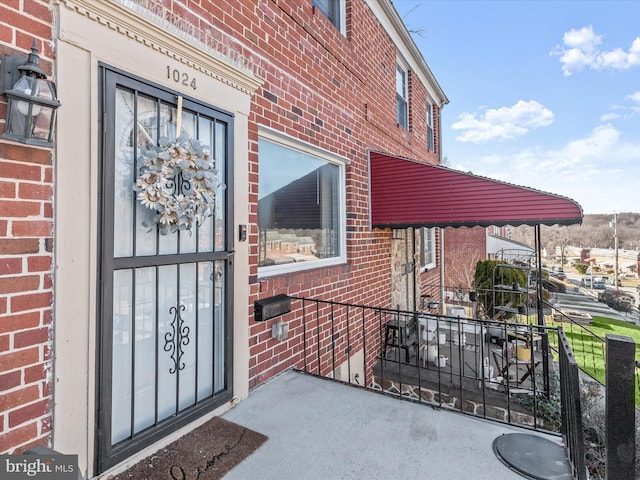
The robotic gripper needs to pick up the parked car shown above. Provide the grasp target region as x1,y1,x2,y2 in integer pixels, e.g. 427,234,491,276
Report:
603,276,622,286
582,275,599,288
554,267,566,280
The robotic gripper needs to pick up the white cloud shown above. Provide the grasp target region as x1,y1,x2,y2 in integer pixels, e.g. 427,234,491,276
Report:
600,113,620,122
552,26,640,75
452,124,640,214
600,93,640,121
563,25,602,50
452,100,553,143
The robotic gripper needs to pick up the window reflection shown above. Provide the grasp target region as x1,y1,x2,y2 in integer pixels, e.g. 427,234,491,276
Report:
258,139,341,268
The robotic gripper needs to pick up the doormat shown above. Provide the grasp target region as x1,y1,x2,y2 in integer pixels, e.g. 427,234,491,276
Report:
108,417,268,480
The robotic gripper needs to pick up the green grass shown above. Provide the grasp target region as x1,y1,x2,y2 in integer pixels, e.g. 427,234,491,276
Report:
546,315,640,405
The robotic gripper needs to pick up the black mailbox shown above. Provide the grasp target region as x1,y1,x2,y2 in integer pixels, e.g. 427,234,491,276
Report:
254,294,291,322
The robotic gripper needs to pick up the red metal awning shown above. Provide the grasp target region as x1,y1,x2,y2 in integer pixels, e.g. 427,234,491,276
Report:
369,151,583,228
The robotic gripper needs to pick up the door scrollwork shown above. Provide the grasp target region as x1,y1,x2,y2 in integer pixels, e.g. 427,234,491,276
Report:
164,304,191,374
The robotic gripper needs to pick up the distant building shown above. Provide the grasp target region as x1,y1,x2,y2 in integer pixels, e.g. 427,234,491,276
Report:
260,230,318,265
565,246,640,277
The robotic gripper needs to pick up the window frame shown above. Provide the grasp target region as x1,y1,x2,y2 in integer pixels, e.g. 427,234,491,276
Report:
420,227,437,271
426,103,434,152
313,0,346,34
396,62,408,129
257,127,349,277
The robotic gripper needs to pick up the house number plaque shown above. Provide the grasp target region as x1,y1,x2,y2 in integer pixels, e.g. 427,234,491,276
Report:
166,66,197,90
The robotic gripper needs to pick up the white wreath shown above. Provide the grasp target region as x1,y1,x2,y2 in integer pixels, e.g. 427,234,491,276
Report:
135,135,222,235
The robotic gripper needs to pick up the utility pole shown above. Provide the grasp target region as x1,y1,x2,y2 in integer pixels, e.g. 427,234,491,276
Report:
611,212,619,292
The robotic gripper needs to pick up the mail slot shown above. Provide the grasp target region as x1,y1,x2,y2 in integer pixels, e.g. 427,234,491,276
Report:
254,294,291,322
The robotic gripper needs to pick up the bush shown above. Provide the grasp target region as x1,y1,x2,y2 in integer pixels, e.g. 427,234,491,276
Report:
581,381,605,478
515,372,561,431
597,290,635,311
575,262,589,275
474,260,527,319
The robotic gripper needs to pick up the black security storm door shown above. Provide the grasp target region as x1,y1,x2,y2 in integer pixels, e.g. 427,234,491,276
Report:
97,66,234,472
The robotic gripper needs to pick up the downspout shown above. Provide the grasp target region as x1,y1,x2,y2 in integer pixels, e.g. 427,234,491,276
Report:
412,227,418,312
437,103,444,166
439,227,445,313
405,228,411,311
438,103,445,313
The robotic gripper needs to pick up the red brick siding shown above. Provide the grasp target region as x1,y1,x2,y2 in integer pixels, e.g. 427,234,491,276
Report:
0,0,54,454
1,0,448,455
111,0,443,388
219,0,442,387
443,227,486,289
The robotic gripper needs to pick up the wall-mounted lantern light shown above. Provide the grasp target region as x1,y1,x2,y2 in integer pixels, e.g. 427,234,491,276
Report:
420,294,440,311
0,39,60,147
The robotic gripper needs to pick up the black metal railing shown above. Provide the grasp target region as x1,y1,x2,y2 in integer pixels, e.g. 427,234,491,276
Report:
557,325,588,480
544,301,606,383
291,295,564,433
418,281,615,391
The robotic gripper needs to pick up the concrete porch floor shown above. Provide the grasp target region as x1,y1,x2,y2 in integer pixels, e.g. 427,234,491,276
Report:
222,370,566,480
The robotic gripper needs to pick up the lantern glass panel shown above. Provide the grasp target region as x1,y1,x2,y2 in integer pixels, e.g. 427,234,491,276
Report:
6,96,29,138
31,105,54,141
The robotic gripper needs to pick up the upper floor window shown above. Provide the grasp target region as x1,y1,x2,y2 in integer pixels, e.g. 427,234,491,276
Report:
396,63,408,128
420,227,436,270
426,103,434,152
258,128,348,276
313,0,344,33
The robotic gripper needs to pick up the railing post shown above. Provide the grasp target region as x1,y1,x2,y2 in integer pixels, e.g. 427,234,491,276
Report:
605,334,636,480
558,326,587,480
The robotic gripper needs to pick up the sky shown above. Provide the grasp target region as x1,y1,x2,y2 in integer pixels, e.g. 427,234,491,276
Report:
392,0,640,215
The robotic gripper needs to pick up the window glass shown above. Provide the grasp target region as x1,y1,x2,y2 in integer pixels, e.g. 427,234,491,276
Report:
396,64,408,128
426,104,434,152
313,0,342,31
420,227,436,270
258,137,346,273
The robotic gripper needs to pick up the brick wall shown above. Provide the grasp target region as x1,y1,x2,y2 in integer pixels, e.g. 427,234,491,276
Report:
236,0,442,387
0,0,54,455
1,0,447,454
443,227,486,289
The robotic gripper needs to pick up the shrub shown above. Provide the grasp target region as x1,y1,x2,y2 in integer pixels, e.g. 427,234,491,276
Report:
581,381,605,478
474,260,527,319
575,262,589,275
514,371,561,432
597,290,635,311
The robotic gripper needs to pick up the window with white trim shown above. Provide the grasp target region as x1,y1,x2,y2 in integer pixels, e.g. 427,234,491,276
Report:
258,129,348,275
396,63,408,128
313,0,345,33
420,227,436,270
426,103,434,152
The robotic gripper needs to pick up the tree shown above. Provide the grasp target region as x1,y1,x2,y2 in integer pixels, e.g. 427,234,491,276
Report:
542,224,580,265
508,213,640,251
473,260,527,319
